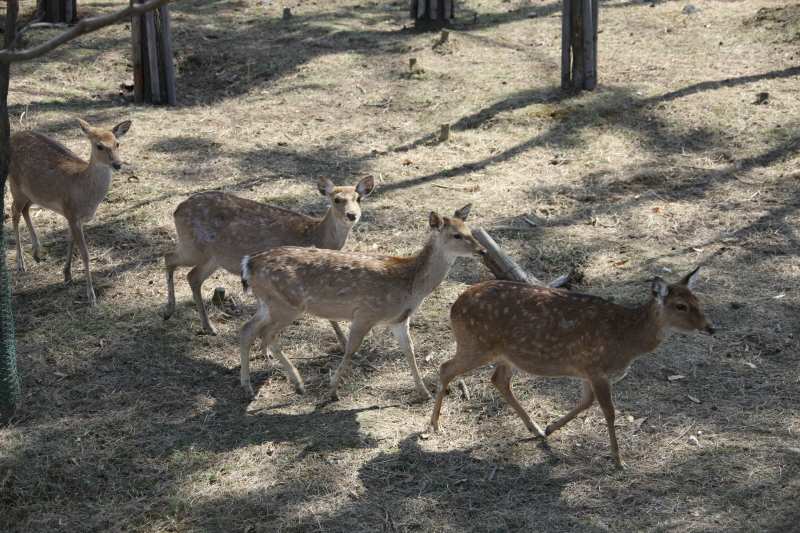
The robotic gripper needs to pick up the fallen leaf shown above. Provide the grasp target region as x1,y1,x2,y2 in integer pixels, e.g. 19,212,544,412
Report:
688,395,702,404
652,206,661,212
419,433,430,440
773,294,786,299
687,435,699,446
614,260,628,266
661,267,673,273
667,375,686,381
744,362,757,369
404,159,414,165
54,372,68,378
689,246,704,252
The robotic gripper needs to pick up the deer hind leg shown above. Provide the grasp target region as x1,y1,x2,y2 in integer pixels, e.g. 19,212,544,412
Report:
491,361,546,438
10,197,30,271
329,321,374,401
329,320,362,360
589,377,626,470
163,249,209,322
20,203,42,264
186,260,220,335
67,220,95,306
389,320,431,400
545,379,595,436
240,305,300,400
431,343,492,431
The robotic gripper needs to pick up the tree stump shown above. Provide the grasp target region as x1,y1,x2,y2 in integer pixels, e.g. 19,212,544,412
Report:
410,0,454,31
130,0,176,105
561,0,598,91
37,0,78,25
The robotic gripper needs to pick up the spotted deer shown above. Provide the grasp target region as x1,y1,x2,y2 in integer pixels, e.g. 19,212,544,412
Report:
239,205,486,401
163,176,375,345
9,119,133,306
431,268,716,469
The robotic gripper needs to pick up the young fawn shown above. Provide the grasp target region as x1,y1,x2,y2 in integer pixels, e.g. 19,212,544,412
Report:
9,119,133,306
431,268,716,469
163,176,375,342
239,205,486,401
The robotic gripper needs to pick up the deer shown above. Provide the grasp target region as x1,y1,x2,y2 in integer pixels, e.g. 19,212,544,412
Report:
9,118,133,307
239,204,487,401
430,268,716,470
163,176,375,352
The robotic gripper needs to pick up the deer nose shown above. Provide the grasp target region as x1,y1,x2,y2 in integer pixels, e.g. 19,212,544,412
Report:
706,325,717,335
347,212,357,222
113,162,122,170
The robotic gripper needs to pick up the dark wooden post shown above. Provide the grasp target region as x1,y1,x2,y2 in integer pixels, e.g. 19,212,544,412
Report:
37,0,78,25
410,0,454,31
561,0,598,91
130,0,175,105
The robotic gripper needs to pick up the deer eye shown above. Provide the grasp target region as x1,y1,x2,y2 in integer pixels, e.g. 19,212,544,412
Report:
97,144,104,150
356,197,362,203
453,234,462,239
334,198,341,204
676,303,687,311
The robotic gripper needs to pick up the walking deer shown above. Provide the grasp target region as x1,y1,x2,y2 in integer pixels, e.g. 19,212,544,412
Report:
239,205,486,401
9,119,133,306
163,176,375,344
431,268,716,469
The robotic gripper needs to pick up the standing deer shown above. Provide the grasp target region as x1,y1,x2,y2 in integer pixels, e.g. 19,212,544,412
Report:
431,268,716,469
239,205,486,401
9,119,133,306
163,176,375,346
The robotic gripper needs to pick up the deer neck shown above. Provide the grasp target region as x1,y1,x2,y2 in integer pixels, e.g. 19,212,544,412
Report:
308,208,351,250
84,153,114,198
618,298,673,358
408,235,456,302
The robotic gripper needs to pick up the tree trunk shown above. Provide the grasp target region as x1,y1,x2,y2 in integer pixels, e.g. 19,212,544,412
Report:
130,0,176,105
410,0,455,31
0,0,21,427
37,0,78,25
561,0,598,91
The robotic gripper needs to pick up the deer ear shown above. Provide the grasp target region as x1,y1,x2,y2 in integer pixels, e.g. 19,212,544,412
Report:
453,203,472,221
113,121,132,139
318,178,335,197
77,118,92,137
651,277,669,305
357,176,375,197
429,212,444,231
679,267,700,290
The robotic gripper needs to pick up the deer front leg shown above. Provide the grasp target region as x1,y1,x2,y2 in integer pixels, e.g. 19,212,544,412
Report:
389,320,432,400
68,220,95,306
590,377,626,470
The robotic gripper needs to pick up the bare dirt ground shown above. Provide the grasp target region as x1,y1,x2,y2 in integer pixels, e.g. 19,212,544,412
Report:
1,0,799,531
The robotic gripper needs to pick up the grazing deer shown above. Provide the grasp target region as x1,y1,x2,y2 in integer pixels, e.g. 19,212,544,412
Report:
431,268,716,470
239,205,486,401
163,176,375,344
9,119,133,306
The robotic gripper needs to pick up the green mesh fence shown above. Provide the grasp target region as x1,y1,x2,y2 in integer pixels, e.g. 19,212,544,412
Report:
0,185,20,420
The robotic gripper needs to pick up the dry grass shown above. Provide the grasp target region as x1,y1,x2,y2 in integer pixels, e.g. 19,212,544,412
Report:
2,0,800,531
